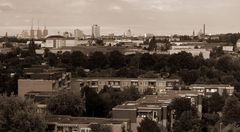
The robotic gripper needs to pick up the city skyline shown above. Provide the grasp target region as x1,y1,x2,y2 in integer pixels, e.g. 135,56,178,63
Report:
0,0,240,36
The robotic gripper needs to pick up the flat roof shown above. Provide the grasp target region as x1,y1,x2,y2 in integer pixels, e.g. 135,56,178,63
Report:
72,78,180,81
190,84,234,88
46,115,130,125
113,90,199,110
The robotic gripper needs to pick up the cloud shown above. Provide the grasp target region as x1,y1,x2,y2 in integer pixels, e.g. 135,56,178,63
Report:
0,2,14,12
109,5,122,11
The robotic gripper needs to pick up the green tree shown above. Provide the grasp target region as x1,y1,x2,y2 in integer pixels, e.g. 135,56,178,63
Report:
170,97,196,120
137,117,161,132
148,36,157,51
173,111,199,132
81,86,107,117
61,51,71,64
121,86,141,101
47,52,58,67
89,124,112,132
208,92,225,113
222,96,240,125
108,51,125,69
71,51,87,68
140,53,155,70
179,69,200,85
47,91,85,116
88,51,108,69
0,96,46,132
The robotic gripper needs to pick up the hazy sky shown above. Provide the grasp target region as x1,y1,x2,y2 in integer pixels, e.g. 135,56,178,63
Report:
0,0,240,36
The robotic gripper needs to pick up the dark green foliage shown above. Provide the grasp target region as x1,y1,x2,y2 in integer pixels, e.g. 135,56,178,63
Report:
0,96,46,132
137,117,161,132
71,51,87,68
108,50,125,69
81,86,107,117
173,111,199,132
89,124,112,132
222,96,240,125
47,91,85,116
170,97,196,120
88,51,108,69
208,92,225,113
148,36,157,51
47,52,58,67
179,69,200,85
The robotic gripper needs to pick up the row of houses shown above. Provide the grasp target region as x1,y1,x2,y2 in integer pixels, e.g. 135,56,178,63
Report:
112,90,202,131
18,66,235,132
71,78,180,94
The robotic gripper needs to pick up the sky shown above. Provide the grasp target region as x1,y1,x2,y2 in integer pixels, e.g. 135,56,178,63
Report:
0,0,240,36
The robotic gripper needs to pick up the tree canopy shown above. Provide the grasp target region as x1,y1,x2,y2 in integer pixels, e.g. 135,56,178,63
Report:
137,117,161,132
47,91,85,116
0,96,46,132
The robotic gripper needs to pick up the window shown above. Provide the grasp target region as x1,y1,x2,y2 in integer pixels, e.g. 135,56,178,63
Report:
153,111,157,119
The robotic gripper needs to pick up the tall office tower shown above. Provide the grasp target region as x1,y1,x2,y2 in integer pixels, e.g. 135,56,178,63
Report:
92,24,100,38
74,29,84,40
30,20,35,39
203,24,206,35
193,30,195,36
126,29,132,37
36,21,42,39
43,26,48,37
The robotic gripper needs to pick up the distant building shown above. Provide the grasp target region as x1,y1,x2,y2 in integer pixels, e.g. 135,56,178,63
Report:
18,65,71,98
189,84,234,97
168,48,210,59
43,26,48,38
112,91,203,131
45,115,131,132
169,36,180,42
63,32,71,38
126,29,132,38
222,45,234,52
36,28,42,39
21,30,29,38
236,39,240,49
72,78,180,94
74,29,84,40
144,33,154,38
92,24,100,38
43,35,66,48
30,28,35,39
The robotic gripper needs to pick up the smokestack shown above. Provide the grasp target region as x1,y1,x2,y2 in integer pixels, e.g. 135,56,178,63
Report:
203,24,206,35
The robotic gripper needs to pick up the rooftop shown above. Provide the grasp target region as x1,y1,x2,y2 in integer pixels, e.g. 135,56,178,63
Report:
73,77,180,81
190,84,234,88
46,115,130,125
114,90,199,110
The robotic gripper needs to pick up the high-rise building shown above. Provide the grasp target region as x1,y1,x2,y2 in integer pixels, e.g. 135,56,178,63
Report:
126,29,132,37
92,24,100,38
30,27,35,39
74,29,84,40
37,29,42,39
43,26,48,38
36,21,42,39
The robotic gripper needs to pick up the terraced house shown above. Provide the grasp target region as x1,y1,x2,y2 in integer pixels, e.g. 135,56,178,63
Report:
112,91,203,132
71,78,180,94
18,65,71,98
